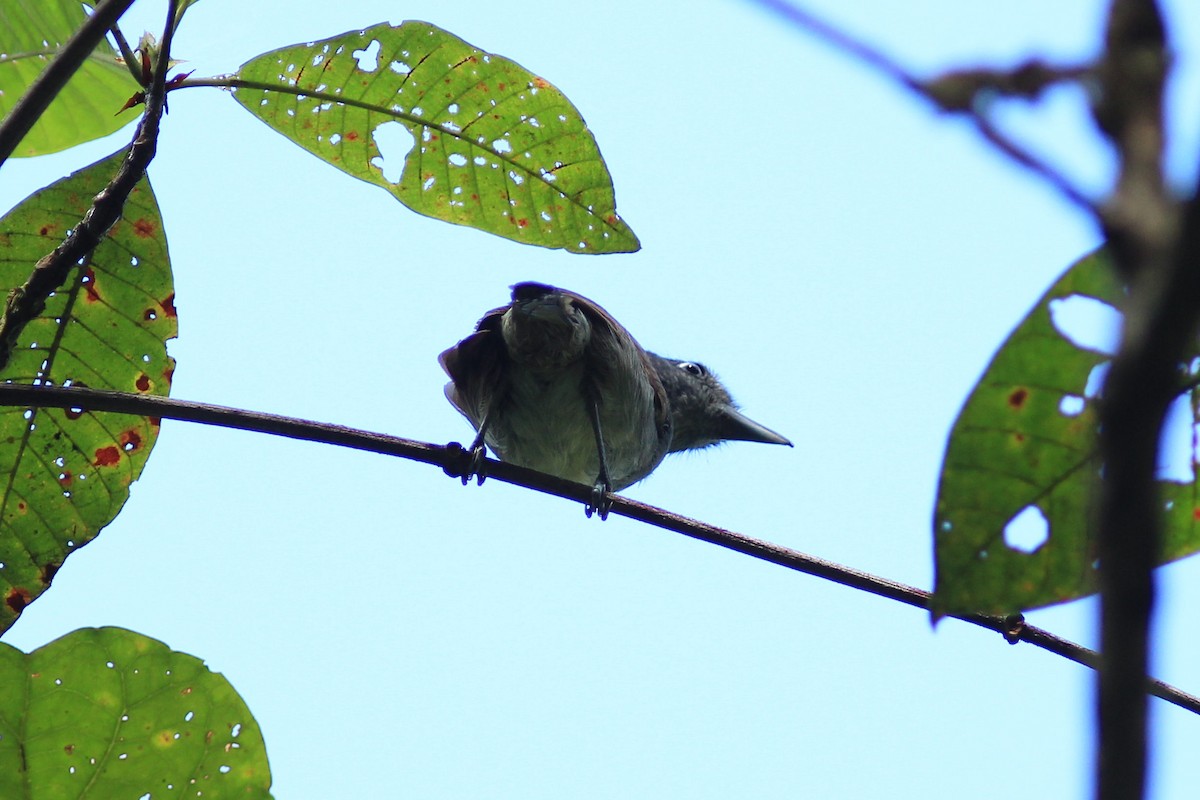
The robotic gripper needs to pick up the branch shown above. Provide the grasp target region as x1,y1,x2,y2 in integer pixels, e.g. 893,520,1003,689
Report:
0,2,180,373
1,382,1196,716
742,0,1096,212
743,4,1191,797
0,0,137,168
1090,3,1181,800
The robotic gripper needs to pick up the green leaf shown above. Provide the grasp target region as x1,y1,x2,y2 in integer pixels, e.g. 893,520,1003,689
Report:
232,20,640,254
0,627,273,799
933,250,1117,615
0,150,176,633
933,249,1200,614
0,0,142,157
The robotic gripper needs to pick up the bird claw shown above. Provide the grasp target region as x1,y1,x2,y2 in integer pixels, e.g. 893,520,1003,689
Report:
467,444,488,486
443,442,488,486
585,481,612,520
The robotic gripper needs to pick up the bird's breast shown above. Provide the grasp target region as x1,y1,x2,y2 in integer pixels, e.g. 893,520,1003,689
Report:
486,360,666,490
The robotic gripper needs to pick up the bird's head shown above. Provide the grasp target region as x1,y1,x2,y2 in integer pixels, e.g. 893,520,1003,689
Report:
649,354,792,453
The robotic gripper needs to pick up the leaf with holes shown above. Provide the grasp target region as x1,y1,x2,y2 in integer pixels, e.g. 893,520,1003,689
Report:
0,627,272,799
0,150,176,633
0,0,142,157
932,248,1200,614
231,20,639,254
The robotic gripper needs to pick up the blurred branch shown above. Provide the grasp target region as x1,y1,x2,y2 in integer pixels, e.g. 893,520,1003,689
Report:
0,382,1197,716
0,0,137,168
0,1,180,373
1091,3,1183,800
744,0,1096,212
748,3,1193,798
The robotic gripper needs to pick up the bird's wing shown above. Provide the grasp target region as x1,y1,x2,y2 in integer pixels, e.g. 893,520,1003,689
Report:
562,288,671,438
438,303,509,428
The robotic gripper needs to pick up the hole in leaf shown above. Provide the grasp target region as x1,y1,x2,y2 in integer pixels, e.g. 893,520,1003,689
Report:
1059,395,1085,416
370,121,414,184
352,39,381,72
1084,362,1110,398
1158,392,1194,482
1004,505,1049,553
1048,294,1121,354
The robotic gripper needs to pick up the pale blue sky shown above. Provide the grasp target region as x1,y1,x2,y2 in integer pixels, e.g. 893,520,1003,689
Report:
4,1,1200,797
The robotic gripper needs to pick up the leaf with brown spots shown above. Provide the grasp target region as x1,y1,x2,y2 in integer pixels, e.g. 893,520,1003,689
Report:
933,249,1200,614
232,21,639,254
0,1,141,157
0,151,177,633
0,628,272,799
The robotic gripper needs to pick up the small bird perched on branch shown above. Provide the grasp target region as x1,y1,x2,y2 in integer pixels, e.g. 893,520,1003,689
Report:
440,282,791,518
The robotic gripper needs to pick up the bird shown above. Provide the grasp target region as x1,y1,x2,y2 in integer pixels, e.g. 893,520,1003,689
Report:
439,282,791,518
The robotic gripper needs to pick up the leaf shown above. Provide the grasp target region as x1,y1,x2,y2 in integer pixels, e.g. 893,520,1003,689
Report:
932,248,1200,614
0,0,142,157
0,627,273,799
0,150,177,633
232,20,640,254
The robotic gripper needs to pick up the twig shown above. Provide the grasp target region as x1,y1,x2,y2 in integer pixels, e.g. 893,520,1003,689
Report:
0,1,180,373
743,0,1097,213
971,111,1096,212
747,0,922,93
0,382,1197,716
0,0,137,168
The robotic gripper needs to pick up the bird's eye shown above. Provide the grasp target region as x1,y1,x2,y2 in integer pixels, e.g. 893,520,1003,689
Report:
679,361,706,377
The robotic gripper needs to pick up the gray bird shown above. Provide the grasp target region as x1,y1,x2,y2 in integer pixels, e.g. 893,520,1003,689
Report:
440,282,791,517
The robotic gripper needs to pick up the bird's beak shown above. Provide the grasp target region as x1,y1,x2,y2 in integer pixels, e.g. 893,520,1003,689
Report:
717,407,793,447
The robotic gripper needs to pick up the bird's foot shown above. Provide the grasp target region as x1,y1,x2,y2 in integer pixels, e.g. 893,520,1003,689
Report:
466,443,488,485
585,480,613,520
443,442,488,486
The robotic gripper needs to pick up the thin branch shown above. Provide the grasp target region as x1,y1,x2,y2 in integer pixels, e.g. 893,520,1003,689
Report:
0,382,1196,716
742,0,1097,213
747,0,923,93
0,0,137,168
0,2,180,373
971,113,1097,212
